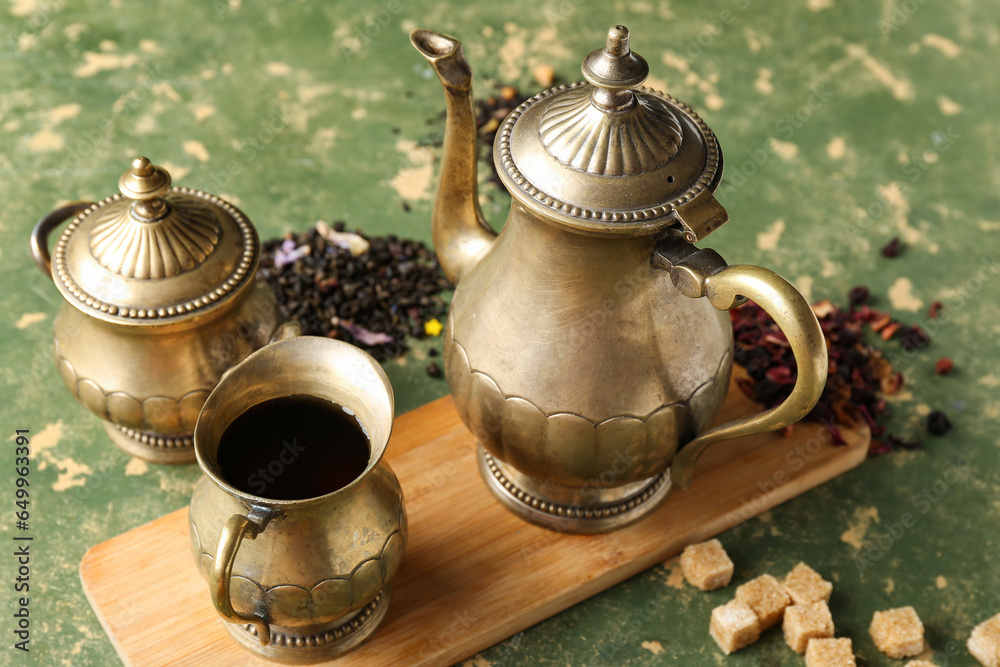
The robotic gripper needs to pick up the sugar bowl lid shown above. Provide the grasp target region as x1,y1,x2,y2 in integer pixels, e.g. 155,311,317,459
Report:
497,25,727,240
52,157,259,325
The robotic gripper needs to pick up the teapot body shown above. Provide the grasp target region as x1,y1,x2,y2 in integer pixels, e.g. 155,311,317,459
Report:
415,26,827,532
444,202,733,496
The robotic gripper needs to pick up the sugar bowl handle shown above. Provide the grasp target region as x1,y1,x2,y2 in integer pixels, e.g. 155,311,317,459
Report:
654,235,827,490
30,202,94,279
210,508,274,646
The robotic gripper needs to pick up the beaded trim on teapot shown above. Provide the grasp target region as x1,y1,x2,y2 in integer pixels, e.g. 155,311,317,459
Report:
483,451,668,520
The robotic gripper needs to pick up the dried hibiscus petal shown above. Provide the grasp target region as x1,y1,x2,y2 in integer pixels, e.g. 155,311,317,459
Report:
730,286,932,456
934,357,954,375
881,237,902,257
847,286,870,310
899,325,931,351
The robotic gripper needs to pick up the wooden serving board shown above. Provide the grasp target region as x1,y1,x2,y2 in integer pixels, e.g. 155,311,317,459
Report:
80,382,868,667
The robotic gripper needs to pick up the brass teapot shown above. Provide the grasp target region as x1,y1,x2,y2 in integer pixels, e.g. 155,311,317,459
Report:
412,26,828,532
30,157,282,464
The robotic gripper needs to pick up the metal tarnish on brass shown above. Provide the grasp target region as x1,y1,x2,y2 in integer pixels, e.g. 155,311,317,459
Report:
29,157,282,464
412,25,827,532
189,336,406,663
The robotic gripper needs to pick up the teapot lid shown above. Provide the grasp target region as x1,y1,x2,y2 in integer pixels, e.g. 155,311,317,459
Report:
51,157,259,326
496,25,727,241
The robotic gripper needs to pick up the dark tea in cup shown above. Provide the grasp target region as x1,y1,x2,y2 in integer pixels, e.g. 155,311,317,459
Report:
216,394,370,500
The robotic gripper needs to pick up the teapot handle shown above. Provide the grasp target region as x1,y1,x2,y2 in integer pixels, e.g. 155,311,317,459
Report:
654,235,827,490
210,509,274,646
29,202,94,279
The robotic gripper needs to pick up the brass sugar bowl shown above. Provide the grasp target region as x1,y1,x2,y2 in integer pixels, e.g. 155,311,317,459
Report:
413,26,828,532
30,157,283,464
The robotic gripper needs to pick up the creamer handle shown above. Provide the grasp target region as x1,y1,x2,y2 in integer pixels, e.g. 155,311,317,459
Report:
209,508,273,645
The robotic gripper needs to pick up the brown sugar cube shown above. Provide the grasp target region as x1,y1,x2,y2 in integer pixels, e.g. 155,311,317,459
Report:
710,599,761,654
736,574,792,629
805,637,856,666
969,613,1000,667
680,539,734,591
783,601,835,654
905,661,939,667
783,562,834,604
870,606,925,659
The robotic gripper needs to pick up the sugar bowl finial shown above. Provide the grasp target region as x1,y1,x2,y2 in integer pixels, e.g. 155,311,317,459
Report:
118,156,172,220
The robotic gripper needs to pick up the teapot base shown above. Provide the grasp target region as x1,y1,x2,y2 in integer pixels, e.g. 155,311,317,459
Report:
224,587,391,664
478,448,671,534
103,422,195,465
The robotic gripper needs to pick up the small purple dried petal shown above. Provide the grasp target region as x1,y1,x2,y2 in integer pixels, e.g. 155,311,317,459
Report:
273,244,310,268
340,321,395,346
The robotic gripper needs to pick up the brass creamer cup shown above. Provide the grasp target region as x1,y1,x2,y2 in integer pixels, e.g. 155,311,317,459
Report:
189,336,406,664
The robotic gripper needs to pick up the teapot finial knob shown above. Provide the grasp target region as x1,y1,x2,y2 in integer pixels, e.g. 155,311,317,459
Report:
604,24,630,57
581,25,649,111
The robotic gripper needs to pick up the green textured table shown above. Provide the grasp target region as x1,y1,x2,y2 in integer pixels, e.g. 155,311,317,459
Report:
1,1,997,666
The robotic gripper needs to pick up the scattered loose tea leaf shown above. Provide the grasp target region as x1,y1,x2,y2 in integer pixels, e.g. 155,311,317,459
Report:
926,410,952,436
928,300,943,319
428,348,440,357
426,362,443,378
258,222,451,360
881,236,902,258
475,86,528,185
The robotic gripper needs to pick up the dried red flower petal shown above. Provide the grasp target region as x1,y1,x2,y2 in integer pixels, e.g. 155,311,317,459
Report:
880,321,902,341
731,290,926,456
848,286,870,310
929,301,944,319
899,325,931,351
870,312,893,333
879,371,904,395
881,236,902,257
869,439,893,455
813,299,837,318
934,357,954,375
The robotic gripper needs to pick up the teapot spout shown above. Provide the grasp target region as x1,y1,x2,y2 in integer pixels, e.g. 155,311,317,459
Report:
411,29,497,285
